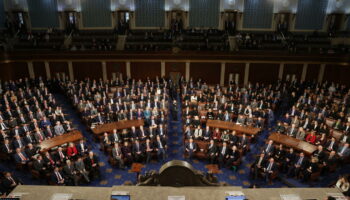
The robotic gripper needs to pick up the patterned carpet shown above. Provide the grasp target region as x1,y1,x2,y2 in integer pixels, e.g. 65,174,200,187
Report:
1,92,348,188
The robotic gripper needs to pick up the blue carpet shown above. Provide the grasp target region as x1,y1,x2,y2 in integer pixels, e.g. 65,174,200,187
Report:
1,92,348,188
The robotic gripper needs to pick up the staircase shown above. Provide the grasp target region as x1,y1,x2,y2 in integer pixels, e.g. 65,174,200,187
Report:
116,35,127,50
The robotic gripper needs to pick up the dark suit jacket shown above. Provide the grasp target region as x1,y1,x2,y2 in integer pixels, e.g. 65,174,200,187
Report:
207,144,217,155
33,160,46,171
2,176,21,191
185,142,197,151
218,146,229,157
84,155,99,170
132,143,145,153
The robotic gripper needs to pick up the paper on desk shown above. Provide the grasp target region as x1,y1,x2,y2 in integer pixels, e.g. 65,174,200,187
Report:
326,193,347,200
51,193,73,200
168,196,185,200
225,191,245,196
10,192,29,197
280,194,301,200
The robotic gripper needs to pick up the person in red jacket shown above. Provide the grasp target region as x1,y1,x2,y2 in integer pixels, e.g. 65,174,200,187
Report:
305,131,317,144
212,128,221,142
67,142,78,160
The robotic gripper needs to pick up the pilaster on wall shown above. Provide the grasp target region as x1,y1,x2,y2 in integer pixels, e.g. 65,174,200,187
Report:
318,64,325,83
44,61,51,80
185,62,190,82
102,61,107,81
220,62,225,86
278,63,284,80
27,62,35,79
126,61,131,79
244,63,250,86
161,61,166,77
68,61,74,81
301,63,308,82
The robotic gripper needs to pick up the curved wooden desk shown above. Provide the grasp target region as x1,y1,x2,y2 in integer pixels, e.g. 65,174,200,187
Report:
91,120,144,135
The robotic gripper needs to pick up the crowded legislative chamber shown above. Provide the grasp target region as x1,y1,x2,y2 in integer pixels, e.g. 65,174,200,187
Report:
0,0,350,199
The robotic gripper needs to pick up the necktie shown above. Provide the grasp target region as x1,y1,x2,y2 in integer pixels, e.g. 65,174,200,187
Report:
266,144,270,152
39,132,43,141
221,147,225,155
329,141,334,149
59,151,64,159
267,163,272,171
5,144,9,152
56,172,62,181
159,142,163,149
297,157,303,165
8,177,15,184
258,157,263,166
19,153,26,161
341,147,347,154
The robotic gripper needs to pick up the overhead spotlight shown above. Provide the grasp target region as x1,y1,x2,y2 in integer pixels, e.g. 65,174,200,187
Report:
174,0,181,5
120,0,126,5
228,0,236,6
335,0,342,8
282,0,290,7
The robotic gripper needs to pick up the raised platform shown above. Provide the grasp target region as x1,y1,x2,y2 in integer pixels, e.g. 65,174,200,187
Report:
10,185,344,200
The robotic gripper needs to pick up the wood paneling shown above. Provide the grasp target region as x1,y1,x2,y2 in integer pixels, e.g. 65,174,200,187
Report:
49,62,69,79
225,63,245,85
33,62,46,79
130,62,161,80
73,62,103,80
165,62,186,78
283,64,303,81
248,63,279,83
106,62,126,80
305,64,320,83
189,62,221,84
324,64,350,86
0,62,28,81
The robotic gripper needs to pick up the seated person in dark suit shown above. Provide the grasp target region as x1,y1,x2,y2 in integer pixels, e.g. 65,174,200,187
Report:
2,172,22,194
274,144,285,162
51,166,66,185
207,139,217,164
154,136,167,163
262,140,275,157
326,137,338,152
132,139,145,163
14,148,29,164
145,138,154,164
287,152,309,178
337,143,350,161
93,113,105,124
302,157,319,182
312,145,326,163
226,145,240,168
185,138,197,161
76,139,89,155
84,151,100,180
33,155,48,175
1,139,13,155
322,150,338,174
63,159,79,186
218,142,229,169
121,141,133,166
250,152,267,180
263,157,277,184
